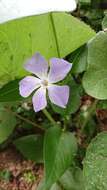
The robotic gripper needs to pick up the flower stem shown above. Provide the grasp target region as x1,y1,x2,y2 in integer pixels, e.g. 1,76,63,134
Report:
42,109,57,127
5,107,45,131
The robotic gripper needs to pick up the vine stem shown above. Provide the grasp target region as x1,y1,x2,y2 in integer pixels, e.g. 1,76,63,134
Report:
81,99,98,132
42,109,57,127
5,107,45,131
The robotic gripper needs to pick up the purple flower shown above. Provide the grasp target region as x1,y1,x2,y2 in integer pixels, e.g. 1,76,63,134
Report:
19,53,72,112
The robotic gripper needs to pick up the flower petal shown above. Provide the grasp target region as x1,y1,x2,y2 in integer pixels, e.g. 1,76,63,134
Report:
48,85,69,108
19,76,41,97
32,87,47,112
24,53,48,79
48,58,72,83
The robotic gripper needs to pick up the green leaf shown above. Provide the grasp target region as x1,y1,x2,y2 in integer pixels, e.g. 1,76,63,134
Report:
37,167,84,190
0,79,23,102
0,170,11,181
0,12,95,85
44,127,77,189
59,167,84,190
79,0,91,5
83,132,107,190
102,15,107,30
71,45,88,74
0,106,16,143
83,32,107,99
37,179,62,190
14,135,44,163
50,184,62,190
97,100,107,109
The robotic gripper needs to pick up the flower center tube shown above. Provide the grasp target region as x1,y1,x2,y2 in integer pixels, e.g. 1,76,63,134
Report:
41,79,49,88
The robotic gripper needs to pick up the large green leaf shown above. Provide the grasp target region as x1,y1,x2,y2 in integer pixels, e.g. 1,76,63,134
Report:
83,32,107,99
44,126,77,189
14,135,43,163
83,132,107,190
0,106,16,143
0,12,95,86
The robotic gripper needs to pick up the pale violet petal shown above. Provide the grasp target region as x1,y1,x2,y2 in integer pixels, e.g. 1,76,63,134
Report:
24,53,48,79
48,85,69,108
19,76,41,97
32,87,47,112
48,58,72,83
0,0,77,24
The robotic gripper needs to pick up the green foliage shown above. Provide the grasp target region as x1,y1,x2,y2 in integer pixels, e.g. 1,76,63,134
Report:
0,170,11,181
38,167,84,190
50,184,62,190
83,31,107,99
97,100,107,109
0,12,95,86
102,14,107,30
79,0,91,5
23,171,36,183
44,127,77,189
0,79,23,102
14,135,44,163
59,167,84,190
83,132,107,190
69,45,88,74
0,105,16,144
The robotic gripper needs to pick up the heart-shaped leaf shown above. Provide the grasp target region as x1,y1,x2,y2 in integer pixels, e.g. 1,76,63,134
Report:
0,12,95,86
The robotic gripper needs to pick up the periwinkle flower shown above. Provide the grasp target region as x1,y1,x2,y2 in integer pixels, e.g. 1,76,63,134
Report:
19,53,72,112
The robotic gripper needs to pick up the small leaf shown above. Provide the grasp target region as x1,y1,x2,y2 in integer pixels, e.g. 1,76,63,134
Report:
70,45,88,74
79,0,91,5
0,79,23,102
14,135,44,163
44,127,77,189
59,167,84,190
102,15,107,30
37,179,62,190
0,106,16,143
50,184,62,190
83,132,107,190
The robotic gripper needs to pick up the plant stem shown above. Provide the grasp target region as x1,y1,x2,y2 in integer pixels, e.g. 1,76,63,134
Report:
81,99,98,132
42,109,57,127
6,107,45,131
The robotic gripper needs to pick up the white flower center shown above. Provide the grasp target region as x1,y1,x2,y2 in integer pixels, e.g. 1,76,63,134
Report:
41,79,49,88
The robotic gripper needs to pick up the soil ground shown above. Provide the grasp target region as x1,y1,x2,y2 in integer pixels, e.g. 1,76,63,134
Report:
0,147,43,190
